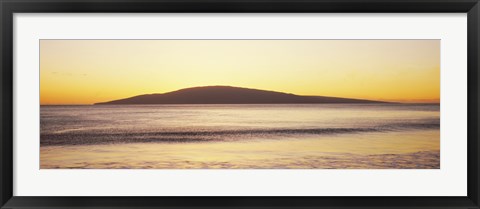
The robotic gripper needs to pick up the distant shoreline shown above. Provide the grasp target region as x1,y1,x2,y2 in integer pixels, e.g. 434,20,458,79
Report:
94,86,392,105
40,103,440,106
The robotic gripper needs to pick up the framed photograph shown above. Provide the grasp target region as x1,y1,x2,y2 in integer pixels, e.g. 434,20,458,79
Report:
1,0,479,208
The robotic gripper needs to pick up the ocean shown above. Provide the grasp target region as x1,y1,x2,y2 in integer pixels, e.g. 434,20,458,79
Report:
40,104,440,169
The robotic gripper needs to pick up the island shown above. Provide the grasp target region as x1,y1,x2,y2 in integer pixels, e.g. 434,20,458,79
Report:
94,86,386,105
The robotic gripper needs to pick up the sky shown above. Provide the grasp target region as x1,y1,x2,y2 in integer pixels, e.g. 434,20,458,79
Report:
40,40,440,105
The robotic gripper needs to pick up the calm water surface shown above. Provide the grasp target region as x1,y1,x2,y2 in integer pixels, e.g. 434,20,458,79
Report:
40,104,440,169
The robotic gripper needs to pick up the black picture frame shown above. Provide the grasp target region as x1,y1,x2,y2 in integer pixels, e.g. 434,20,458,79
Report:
1,0,479,208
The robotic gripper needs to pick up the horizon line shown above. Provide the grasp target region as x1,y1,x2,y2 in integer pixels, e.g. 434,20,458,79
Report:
41,85,440,105
41,102,441,106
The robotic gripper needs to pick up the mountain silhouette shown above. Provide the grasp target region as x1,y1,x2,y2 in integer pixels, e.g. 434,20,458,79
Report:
94,86,386,105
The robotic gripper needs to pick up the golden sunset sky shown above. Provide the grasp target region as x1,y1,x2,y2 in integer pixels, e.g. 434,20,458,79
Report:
40,40,440,105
